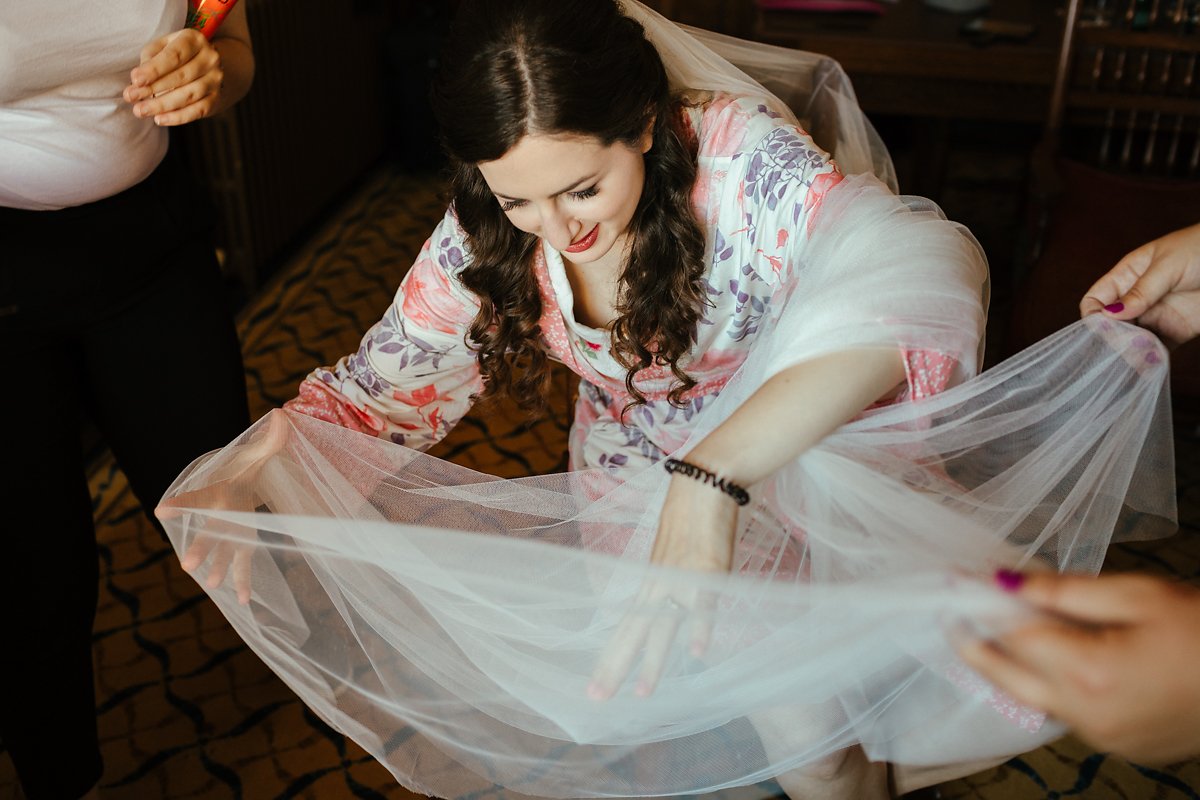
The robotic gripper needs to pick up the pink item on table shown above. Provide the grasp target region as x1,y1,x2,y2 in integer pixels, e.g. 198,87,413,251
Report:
758,0,889,13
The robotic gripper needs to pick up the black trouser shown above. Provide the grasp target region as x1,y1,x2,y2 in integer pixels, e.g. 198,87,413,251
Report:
0,150,250,800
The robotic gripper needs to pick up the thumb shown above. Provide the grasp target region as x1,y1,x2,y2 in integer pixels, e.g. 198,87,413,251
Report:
1087,245,1178,321
1115,267,1178,319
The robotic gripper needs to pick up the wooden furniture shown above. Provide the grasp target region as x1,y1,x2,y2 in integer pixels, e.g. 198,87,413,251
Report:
1008,0,1200,395
738,1,1067,198
752,0,1065,123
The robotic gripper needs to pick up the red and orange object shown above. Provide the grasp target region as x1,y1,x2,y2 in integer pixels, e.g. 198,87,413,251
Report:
185,0,239,39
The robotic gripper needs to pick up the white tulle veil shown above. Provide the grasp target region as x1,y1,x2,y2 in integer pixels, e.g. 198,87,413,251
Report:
621,0,897,190
158,3,1176,798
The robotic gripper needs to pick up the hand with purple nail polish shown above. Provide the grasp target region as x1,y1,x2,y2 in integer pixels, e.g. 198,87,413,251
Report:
1080,222,1200,348
959,570,1200,765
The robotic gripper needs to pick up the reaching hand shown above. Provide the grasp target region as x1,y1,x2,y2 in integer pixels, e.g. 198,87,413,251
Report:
588,473,739,700
1081,222,1200,348
959,571,1200,765
156,412,290,605
123,28,225,126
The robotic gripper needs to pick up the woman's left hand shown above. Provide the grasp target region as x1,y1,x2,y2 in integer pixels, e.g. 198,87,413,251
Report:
588,473,739,700
123,28,224,126
958,572,1200,765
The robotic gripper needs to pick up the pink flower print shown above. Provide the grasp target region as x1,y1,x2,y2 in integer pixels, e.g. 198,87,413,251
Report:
401,257,472,335
756,250,784,276
803,168,845,235
392,383,451,437
703,95,755,157
393,383,439,407
577,336,606,362
285,380,383,435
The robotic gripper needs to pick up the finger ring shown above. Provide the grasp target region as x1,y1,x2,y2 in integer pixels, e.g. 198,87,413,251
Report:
663,597,685,613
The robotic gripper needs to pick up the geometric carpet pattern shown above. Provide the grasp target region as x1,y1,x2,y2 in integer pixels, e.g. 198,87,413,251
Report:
1,163,1197,799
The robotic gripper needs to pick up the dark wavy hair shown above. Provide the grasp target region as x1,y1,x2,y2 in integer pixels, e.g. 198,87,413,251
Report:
430,0,707,415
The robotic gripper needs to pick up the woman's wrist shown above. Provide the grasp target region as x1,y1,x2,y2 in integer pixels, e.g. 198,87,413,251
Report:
663,457,750,506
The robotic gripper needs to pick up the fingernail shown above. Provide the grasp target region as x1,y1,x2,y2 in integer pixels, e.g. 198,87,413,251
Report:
1104,302,1125,313
634,680,651,697
585,681,607,701
995,568,1025,593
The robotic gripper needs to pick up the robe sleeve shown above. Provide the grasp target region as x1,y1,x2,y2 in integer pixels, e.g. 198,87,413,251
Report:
722,109,983,396
284,209,484,449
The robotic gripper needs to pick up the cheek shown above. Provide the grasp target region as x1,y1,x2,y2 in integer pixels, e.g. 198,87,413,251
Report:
597,182,644,224
503,208,540,235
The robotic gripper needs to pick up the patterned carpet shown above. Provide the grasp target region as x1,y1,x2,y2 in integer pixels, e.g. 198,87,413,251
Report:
2,163,1197,800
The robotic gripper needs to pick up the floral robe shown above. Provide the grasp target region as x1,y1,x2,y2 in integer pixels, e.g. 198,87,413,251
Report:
285,94,957,474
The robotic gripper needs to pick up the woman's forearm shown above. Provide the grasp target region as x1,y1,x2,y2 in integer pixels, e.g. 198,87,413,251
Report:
685,348,905,486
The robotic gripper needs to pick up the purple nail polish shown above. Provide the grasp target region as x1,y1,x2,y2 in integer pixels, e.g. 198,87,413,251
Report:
1104,302,1125,314
995,569,1025,593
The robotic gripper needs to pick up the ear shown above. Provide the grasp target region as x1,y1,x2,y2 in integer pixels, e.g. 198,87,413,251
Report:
640,114,656,154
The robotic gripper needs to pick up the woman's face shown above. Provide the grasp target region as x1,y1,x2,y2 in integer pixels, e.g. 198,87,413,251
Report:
476,130,651,266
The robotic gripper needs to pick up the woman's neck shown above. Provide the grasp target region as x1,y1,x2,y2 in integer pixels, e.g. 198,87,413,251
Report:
561,233,630,329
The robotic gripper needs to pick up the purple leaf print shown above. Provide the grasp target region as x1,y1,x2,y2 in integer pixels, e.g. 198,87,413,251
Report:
714,231,735,263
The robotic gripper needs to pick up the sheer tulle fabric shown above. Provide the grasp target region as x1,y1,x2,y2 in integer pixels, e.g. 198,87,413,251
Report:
160,174,1175,798
622,1,898,190
160,4,1175,796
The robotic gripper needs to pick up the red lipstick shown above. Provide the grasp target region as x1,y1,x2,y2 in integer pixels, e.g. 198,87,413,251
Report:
564,224,599,254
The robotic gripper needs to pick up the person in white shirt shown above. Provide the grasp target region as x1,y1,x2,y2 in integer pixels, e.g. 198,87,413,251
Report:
0,3,253,798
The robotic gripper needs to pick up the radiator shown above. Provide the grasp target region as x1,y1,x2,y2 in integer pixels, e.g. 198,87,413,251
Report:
182,0,391,294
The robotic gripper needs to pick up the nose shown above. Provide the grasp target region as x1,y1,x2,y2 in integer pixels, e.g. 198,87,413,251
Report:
537,205,581,250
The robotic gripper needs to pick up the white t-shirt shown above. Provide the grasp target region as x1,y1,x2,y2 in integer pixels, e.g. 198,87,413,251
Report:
0,1,182,210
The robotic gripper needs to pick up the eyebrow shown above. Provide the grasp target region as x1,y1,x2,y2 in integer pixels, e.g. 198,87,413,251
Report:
494,174,598,202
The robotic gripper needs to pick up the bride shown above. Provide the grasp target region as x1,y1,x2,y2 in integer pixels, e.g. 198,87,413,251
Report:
158,1,1177,797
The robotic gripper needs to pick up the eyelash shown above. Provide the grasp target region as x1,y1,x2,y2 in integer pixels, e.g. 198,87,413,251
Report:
499,186,598,212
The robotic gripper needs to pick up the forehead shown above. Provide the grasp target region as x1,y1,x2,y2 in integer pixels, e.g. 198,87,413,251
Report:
476,133,624,198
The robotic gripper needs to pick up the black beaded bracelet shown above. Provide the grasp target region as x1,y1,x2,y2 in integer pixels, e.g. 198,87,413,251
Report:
663,457,751,506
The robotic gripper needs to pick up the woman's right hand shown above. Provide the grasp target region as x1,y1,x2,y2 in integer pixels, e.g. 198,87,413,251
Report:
1082,222,1200,347
155,411,291,605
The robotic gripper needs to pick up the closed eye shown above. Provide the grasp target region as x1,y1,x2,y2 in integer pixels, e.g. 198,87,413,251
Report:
497,185,595,211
